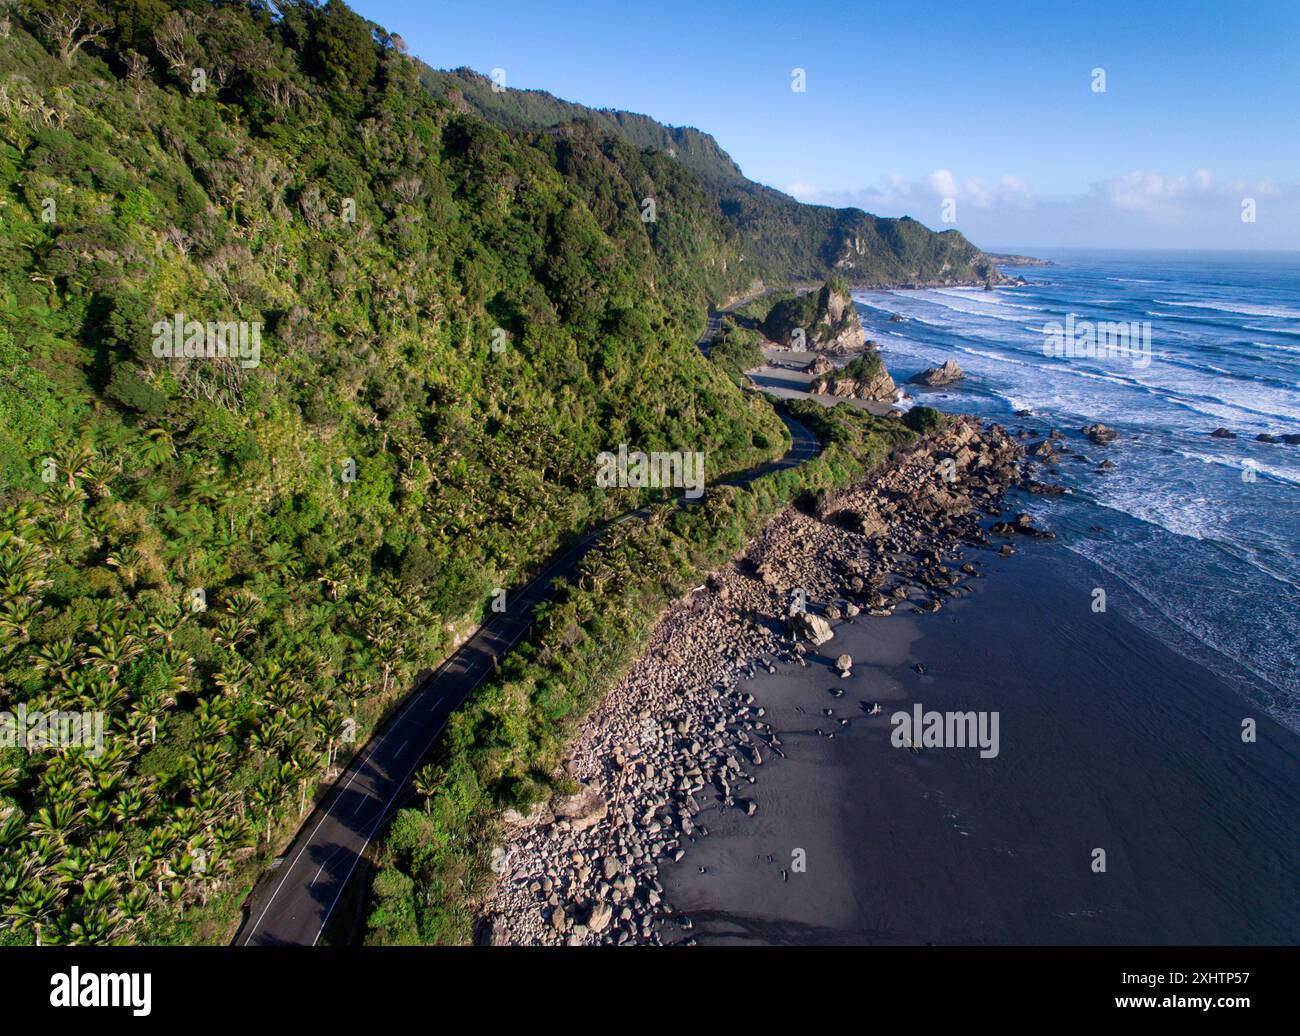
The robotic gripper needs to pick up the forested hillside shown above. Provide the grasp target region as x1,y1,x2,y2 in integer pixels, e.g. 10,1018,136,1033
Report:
0,0,784,944
425,67,1002,288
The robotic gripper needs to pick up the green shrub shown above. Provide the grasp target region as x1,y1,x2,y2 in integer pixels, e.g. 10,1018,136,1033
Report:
904,405,946,433
708,321,764,379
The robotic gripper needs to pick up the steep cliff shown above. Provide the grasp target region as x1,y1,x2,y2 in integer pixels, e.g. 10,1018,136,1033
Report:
761,280,870,354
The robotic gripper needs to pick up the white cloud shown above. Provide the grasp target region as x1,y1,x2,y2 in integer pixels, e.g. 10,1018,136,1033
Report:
927,168,958,201
786,169,1036,212
782,181,823,202
779,169,1300,249
1100,169,1218,216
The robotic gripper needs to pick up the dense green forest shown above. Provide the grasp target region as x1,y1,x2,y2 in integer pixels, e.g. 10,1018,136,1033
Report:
0,0,787,945
706,321,766,382
424,68,1003,287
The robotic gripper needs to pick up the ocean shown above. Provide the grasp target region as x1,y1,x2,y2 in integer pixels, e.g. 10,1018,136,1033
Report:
855,250,1300,734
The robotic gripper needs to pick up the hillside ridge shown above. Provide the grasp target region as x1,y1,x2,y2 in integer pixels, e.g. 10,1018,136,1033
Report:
424,67,1007,289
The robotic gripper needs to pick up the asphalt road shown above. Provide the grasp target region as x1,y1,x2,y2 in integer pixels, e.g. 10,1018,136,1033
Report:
233,313,821,946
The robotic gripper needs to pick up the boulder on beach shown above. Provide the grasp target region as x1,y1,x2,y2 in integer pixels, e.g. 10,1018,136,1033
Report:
586,901,613,933
552,783,607,831
501,801,555,828
838,507,888,539
909,359,964,387
1082,423,1119,445
803,355,835,377
1010,512,1055,540
835,654,853,675
794,611,833,646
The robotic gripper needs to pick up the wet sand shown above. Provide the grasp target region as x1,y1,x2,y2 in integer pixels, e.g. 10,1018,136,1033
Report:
660,541,1300,945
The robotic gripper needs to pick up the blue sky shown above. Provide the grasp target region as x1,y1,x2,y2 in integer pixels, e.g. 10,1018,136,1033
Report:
351,0,1299,250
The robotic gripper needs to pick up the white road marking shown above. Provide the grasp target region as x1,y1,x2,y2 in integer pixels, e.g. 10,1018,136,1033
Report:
256,406,820,945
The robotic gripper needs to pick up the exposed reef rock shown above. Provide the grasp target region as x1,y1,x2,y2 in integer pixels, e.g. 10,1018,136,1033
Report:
909,360,964,387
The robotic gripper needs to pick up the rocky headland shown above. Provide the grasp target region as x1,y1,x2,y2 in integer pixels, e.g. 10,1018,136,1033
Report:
982,252,1053,267
762,280,872,355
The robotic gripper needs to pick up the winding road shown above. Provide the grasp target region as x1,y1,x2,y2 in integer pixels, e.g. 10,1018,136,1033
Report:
233,313,821,946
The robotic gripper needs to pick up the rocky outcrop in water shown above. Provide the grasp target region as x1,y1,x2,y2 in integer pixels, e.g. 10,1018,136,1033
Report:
1082,423,1119,445
909,360,964,387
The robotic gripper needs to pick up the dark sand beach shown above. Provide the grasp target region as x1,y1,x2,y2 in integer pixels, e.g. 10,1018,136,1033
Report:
481,415,1298,947
660,540,1300,945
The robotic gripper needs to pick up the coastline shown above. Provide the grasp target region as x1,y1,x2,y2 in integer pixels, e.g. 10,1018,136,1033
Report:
478,416,1029,944
479,406,1300,946
658,540,1300,945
